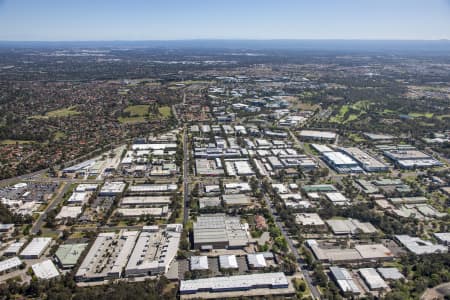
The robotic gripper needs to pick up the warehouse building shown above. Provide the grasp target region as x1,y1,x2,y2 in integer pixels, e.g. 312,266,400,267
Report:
76,231,139,281
340,147,389,172
383,149,443,169
199,197,221,209
120,196,171,207
116,206,169,218
246,253,267,269
219,255,238,269
377,267,404,281
125,224,182,277
56,206,83,220
32,259,60,280
3,242,24,256
190,256,209,271
20,237,52,259
222,194,251,206
395,235,448,255
195,159,224,176
0,257,22,275
193,214,249,250
434,232,450,246
299,130,337,141
329,267,362,295
295,213,326,230
179,272,289,295
99,181,126,196
326,218,377,235
54,243,88,269
322,151,363,173
325,192,350,206
359,268,388,290
67,191,91,205
306,240,394,263
127,184,177,195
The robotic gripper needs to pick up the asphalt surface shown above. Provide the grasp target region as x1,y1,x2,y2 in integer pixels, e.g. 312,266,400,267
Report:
31,182,71,235
262,188,321,300
182,127,189,225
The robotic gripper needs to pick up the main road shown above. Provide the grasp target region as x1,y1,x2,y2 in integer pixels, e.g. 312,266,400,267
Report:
262,186,321,299
182,126,189,225
31,182,71,235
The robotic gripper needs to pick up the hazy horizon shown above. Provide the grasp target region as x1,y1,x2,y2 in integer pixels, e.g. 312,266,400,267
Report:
1,0,449,41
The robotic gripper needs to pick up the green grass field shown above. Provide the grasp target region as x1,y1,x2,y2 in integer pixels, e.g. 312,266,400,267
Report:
158,106,172,118
408,112,434,118
31,106,80,119
124,105,150,116
0,139,34,145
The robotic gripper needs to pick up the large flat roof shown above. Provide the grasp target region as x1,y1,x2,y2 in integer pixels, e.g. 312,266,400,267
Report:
32,259,59,280
180,272,288,294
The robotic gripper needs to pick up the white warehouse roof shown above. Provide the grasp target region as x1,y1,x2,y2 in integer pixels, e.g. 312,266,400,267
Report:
32,259,59,280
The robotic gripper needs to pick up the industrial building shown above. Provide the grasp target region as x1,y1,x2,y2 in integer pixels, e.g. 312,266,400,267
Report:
32,259,60,280
246,253,267,269
67,191,91,205
295,213,326,230
224,159,255,176
179,272,289,295
394,235,448,255
56,206,83,220
20,237,52,259
359,268,388,290
340,147,389,172
195,159,224,176
222,194,251,206
116,206,169,218
383,149,443,169
76,231,139,281
322,151,363,173
193,214,249,250
329,266,362,295
125,224,182,277
377,268,405,281
0,257,22,275
299,130,337,141
325,192,350,206
219,255,238,269
120,196,171,207
127,184,177,195
3,242,24,256
199,197,221,209
306,240,394,263
190,256,209,271
326,218,377,235
434,232,450,245
99,181,126,196
54,243,88,269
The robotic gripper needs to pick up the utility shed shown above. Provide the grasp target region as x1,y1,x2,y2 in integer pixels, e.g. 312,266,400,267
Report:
32,259,59,280
20,237,52,259
359,268,388,290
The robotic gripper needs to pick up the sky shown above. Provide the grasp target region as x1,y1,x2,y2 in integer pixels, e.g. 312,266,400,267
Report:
0,0,449,41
